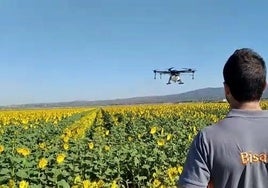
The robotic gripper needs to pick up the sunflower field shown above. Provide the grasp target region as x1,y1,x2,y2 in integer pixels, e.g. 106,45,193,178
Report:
0,101,268,188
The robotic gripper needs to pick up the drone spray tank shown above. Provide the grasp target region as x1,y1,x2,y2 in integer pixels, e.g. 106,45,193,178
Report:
171,75,179,82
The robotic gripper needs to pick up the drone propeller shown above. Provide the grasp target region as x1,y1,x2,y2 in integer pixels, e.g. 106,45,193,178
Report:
168,67,174,71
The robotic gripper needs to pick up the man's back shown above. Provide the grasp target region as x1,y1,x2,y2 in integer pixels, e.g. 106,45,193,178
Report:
178,109,268,188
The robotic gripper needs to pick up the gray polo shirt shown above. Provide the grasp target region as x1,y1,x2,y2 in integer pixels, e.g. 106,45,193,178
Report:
178,109,268,188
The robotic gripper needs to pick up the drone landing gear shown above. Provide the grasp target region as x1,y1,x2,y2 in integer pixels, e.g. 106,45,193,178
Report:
178,81,184,84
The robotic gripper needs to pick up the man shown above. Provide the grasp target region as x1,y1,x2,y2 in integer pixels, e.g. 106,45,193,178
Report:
178,48,268,188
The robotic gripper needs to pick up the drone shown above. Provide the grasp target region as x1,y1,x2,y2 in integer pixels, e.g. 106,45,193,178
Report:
153,67,196,85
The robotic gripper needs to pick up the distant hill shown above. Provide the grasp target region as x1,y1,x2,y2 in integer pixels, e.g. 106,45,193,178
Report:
3,87,268,108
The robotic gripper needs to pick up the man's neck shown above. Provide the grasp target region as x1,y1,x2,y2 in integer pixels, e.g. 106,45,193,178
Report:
231,101,262,110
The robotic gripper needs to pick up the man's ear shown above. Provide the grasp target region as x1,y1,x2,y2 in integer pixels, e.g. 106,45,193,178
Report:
224,83,231,96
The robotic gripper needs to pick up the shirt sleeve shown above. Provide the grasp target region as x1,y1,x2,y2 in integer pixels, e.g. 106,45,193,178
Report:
177,131,210,188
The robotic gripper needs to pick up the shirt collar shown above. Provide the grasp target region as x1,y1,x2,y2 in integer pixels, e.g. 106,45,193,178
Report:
227,109,268,118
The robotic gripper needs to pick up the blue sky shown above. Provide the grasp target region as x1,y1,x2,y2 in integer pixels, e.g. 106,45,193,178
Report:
0,0,267,106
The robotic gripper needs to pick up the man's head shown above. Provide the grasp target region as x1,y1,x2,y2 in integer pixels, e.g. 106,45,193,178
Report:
223,48,266,103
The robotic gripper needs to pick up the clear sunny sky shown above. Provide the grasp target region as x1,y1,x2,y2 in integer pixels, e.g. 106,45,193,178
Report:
0,0,267,106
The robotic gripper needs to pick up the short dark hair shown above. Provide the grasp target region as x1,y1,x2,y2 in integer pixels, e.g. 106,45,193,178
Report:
223,48,266,102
